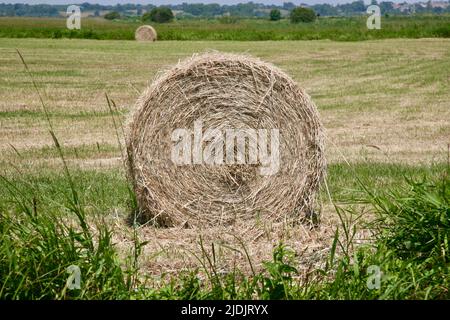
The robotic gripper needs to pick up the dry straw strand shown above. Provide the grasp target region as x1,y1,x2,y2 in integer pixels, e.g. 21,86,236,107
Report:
126,52,326,228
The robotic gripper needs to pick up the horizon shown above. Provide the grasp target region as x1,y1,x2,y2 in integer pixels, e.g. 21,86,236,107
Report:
0,0,432,7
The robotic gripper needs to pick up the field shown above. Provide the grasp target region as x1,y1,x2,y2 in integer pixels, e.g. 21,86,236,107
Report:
1,15,450,41
0,37,449,299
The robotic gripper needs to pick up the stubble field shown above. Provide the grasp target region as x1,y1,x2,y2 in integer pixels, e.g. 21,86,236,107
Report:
0,38,449,299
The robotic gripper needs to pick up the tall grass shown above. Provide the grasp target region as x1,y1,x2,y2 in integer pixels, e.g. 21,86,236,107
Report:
0,197,131,299
0,50,141,299
310,171,449,299
1,164,448,299
0,15,449,41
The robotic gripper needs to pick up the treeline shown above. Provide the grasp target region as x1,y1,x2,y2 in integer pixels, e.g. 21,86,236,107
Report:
0,1,449,18
0,4,60,17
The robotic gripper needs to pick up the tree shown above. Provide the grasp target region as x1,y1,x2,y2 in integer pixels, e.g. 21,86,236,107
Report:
104,11,120,20
290,7,316,23
269,9,281,21
142,7,174,23
283,2,296,11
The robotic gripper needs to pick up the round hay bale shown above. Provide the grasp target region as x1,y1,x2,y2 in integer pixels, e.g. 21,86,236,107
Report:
126,52,325,228
135,25,157,42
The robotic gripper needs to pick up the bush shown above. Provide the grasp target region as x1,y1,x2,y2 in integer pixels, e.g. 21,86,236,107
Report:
104,11,120,20
324,174,450,299
142,7,174,23
269,9,281,21
290,7,316,23
141,12,151,22
368,175,450,263
435,25,450,38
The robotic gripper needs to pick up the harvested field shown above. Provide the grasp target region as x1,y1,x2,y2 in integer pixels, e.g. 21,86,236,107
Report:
0,38,449,299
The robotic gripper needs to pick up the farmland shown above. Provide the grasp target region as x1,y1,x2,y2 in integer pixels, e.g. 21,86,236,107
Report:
0,37,449,299
0,15,449,41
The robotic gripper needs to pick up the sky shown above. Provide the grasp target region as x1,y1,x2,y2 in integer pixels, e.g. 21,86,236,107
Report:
0,0,427,5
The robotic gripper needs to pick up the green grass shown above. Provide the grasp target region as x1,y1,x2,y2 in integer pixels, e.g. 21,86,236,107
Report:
1,160,448,299
0,15,449,41
0,162,446,214
311,173,450,299
326,162,449,200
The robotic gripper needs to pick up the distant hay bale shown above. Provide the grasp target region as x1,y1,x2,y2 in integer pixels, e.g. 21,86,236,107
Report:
126,52,325,228
135,25,157,42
